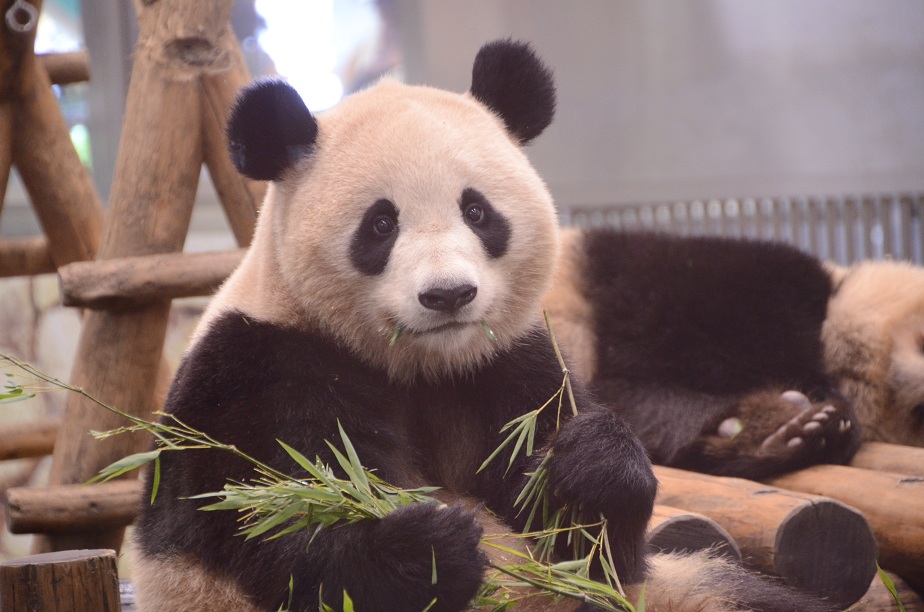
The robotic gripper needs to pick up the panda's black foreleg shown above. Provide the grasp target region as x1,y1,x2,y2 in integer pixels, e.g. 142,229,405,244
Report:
293,501,486,612
544,408,657,585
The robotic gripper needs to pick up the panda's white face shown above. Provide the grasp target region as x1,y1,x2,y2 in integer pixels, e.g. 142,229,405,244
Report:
825,260,924,446
265,80,559,382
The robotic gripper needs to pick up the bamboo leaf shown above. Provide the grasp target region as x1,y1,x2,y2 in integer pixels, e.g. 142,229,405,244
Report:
244,503,303,540
150,456,161,504
337,421,370,492
89,449,161,484
877,564,906,612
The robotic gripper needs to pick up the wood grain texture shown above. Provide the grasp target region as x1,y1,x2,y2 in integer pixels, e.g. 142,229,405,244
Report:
767,463,924,594
6,481,140,534
0,549,119,612
59,249,244,308
0,236,56,277
654,465,877,607
850,441,924,476
0,418,59,460
647,504,741,561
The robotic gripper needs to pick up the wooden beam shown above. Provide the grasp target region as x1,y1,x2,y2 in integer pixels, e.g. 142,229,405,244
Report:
766,464,924,593
0,419,59,460
5,481,140,534
654,465,876,607
0,236,56,277
850,441,924,476
0,549,119,611
58,249,244,308
37,50,90,85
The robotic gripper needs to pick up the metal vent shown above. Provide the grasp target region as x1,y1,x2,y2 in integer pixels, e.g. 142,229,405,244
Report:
566,194,924,265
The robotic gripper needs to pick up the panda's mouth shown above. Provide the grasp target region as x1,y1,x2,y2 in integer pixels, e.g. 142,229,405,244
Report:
416,321,474,335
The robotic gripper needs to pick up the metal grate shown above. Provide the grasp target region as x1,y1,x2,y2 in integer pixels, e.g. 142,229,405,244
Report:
566,193,924,266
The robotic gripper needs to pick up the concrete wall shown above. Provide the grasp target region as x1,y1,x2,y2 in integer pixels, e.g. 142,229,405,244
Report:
400,0,924,207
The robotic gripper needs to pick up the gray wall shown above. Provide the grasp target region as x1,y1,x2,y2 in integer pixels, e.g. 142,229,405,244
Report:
399,1,924,208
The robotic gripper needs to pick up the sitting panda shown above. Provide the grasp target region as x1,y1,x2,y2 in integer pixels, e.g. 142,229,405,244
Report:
132,41,838,611
544,228,862,479
823,259,924,447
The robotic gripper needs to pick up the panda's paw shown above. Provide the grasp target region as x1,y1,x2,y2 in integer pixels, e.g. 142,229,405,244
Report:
756,390,857,462
548,410,656,530
367,502,486,610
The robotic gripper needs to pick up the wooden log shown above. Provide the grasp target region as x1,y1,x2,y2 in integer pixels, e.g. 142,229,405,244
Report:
39,0,235,555
850,441,924,476
0,0,43,100
5,481,141,534
859,570,924,612
38,50,90,85
0,419,59,460
200,41,265,246
0,236,56,277
653,465,877,607
0,549,120,612
646,504,741,562
11,55,104,268
766,464,924,594
58,249,244,308
0,102,11,219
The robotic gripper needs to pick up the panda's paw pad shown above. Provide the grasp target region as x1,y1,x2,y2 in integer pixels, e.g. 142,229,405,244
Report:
760,393,853,458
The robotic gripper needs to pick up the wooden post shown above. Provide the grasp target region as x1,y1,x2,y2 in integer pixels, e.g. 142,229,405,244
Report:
646,504,740,562
10,44,103,268
766,464,924,593
850,441,924,476
0,549,120,612
654,465,877,607
39,0,241,554
200,45,265,246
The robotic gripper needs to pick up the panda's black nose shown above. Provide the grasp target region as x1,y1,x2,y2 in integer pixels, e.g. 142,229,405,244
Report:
419,284,477,312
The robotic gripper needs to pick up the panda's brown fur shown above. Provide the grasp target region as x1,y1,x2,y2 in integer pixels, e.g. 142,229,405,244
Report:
132,41,837,612
824,259,924,447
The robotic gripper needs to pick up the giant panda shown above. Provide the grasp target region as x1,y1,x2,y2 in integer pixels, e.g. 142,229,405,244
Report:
544,228,862,479
823,259,924,447
131,40,838,612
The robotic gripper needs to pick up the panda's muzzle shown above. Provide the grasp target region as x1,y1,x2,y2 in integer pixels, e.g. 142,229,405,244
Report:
418,284,477,312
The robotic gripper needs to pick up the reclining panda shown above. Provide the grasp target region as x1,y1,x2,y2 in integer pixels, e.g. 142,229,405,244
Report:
132,40,839,611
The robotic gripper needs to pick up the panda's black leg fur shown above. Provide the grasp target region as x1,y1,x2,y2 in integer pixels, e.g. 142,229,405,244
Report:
545,409,657,584
325,502,487,612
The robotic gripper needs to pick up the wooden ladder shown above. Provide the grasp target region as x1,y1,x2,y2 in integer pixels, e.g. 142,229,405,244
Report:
0,0,264,563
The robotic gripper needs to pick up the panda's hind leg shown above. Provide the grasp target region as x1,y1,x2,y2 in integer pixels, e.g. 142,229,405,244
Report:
681,388,861,479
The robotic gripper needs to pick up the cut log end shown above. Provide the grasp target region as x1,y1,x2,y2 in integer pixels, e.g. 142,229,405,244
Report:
774,498,878,607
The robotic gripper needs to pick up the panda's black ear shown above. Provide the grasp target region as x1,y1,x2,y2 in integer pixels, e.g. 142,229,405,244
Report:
227,80,319,181
470,39,556,145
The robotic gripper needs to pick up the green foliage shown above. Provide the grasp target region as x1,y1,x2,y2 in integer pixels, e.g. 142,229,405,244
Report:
876,564,906,612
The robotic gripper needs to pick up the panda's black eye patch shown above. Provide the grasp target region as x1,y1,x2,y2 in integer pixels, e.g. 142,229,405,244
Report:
351,199,399,276
460,188,510,258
